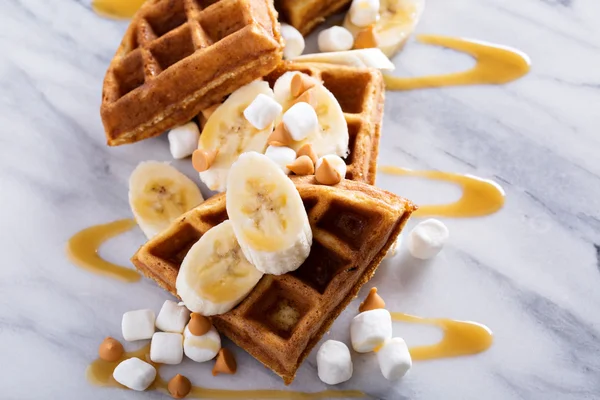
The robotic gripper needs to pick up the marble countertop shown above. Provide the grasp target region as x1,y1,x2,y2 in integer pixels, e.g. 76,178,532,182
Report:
2,0,600,399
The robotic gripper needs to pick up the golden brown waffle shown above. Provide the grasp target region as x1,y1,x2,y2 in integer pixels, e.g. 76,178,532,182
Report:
101,0,283,146
276,0,352,35
132,176,416,384
266,62,384,185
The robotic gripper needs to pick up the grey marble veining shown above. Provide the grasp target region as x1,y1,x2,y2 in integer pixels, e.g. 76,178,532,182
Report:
1,0,599,399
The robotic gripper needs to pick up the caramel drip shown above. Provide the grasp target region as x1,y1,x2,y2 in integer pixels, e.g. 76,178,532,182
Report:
92,0,146,18
385,35,530,90
66,219,140,282
379,166,505,218
391,312,493,360
87,344,365,398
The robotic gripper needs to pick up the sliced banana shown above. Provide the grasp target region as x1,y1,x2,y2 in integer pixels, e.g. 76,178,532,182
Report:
129,161,203,239
344,0,425,58
292,48,395,70
273,72,349,158
198,80,276,192
176,220,263,316
226,152,312,275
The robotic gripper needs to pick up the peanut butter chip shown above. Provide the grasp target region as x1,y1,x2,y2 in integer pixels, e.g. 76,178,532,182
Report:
98,337,124,362
192,149,218,172
315,158,342,185
287,155,315,176
168,374,191,399
291,73,316,98
212,348,237,376
359,287,386,313
296,143,318,164
292,88,318,108
354,25,378,50
188,313,212,336
268,122,293,147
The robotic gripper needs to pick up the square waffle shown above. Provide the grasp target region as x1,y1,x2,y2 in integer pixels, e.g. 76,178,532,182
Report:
275,0,352,35
267,62,385,185
101,0,283,146
132,176,416,384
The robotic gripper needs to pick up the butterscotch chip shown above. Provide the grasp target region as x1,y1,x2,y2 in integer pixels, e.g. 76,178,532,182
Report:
359,287,386,312
188,313,212,336
287,155,315,176
292,88,318,108
212,348,237,376
354,25,378,50
268,122,294,147
291,73,316,98
192,149,218,172
315,158,342,185
168,374,191,399
296,143,318,164
98,337,124,362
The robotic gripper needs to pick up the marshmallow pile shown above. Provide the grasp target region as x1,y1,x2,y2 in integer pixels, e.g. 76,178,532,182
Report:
106,300,234,394
316,288,413,385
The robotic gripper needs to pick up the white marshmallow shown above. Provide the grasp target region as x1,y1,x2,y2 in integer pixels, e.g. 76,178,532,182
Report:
122,309,155,341
407,218,449,260
350,309,392,353
150,332,184,365
280,23,305,59
282,102,319,141
168,122,200,159
376,337,412,380
155,300,190,333
183,325,221,363
316,155,347,180
265,145,297,174
349,0,380,27
318,26,354,53
317,340,353,385
385,234,403,259
243,93,283,130
112,357,157,391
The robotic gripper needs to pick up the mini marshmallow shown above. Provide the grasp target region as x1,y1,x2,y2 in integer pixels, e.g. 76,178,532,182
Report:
155,300,190,333
243,94,283,130
113,357,157,391
317,340,353,385
150,332,184,365
407,218,449,260
122,309,155,341
282,102,319,141
376,337,412,380
168,122,200,159
183,325,221,363
350,308,392,353
265,145,297,174
349,0,380,28
280,23,305,59
385,235,403,259
318,26,354,53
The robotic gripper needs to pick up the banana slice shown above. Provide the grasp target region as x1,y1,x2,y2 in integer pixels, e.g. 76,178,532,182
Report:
129,161,204,239
198,80,276,192
344,0,425,58
176,220,263,316
226,152,312,275
273,72,348,158
292,48,395,70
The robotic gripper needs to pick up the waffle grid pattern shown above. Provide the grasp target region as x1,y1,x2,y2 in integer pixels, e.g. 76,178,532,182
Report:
132,176,416,383
101,0,282,145
267,62,385,185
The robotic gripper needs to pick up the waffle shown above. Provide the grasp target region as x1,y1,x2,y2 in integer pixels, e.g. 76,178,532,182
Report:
275,0,352,35
101,0,283,146
266,62,384,185
132,176,416,384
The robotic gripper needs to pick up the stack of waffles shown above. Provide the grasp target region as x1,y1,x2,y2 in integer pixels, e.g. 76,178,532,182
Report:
102,0,416,384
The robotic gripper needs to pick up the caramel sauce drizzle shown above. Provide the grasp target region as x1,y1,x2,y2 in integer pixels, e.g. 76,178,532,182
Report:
92,0,146,19
385,34,531,90
379,166,505,218
391,312,493,360
66,219,141,282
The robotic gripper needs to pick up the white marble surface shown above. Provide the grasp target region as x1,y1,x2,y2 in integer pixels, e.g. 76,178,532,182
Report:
2,0,600,399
